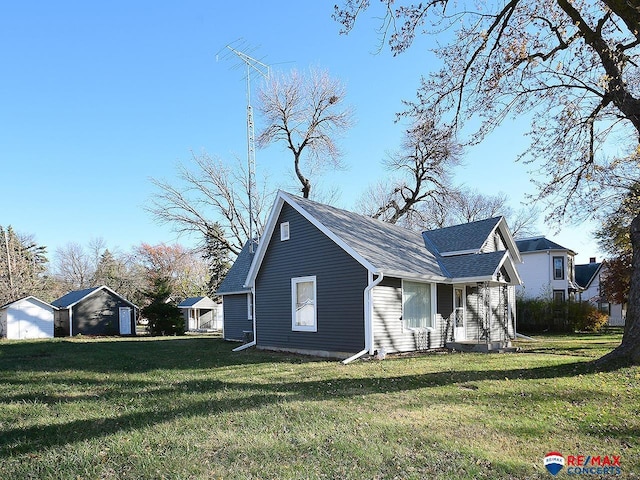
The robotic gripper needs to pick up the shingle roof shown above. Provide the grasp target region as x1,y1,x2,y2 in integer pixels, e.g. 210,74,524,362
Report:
516,236,573,253
575,262,601,289
423,217,503,254
439,251,507,279
216,241,255,294
177,296,217,308
51,286,136,308
290,194,444,279
238,191,522,288
51,287,101,308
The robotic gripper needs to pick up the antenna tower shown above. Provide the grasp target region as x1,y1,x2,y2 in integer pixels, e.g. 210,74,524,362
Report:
223,45,270,252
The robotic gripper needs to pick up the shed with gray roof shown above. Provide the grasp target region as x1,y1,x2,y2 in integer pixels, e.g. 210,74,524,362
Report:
52,285,137,336
221,191,523,360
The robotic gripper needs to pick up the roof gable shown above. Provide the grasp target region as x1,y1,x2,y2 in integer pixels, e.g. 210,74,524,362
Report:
423,217,501,254
52,286,136,309
178,296,218,308
575,262,602,289
1,296,56,311
244,191,522,286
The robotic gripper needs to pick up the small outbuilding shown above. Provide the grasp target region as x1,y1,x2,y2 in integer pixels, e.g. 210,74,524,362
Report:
0,296,56,339
52,285,137,336
178,296,222,331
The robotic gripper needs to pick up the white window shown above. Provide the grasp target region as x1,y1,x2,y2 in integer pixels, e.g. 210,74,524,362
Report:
247,292,253,320
292,276,317,332
280,222,290,241
402,280,433,329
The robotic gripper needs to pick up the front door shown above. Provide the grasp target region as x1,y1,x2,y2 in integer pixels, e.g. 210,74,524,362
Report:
119,307,132,335
454,287,465,341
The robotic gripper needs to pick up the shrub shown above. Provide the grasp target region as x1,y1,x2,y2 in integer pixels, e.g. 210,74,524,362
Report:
572,306,609,332
517,297,608,333
142,302,185,336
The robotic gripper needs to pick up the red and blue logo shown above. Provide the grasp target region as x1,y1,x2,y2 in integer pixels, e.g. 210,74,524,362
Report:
544,452,565,476
544,452,622,476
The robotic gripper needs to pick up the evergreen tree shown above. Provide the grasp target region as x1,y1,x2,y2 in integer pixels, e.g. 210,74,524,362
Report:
202,223,230,297
0,226,50,304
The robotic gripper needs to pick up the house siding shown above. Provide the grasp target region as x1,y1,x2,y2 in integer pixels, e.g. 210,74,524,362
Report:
255,203,368,355
482,230,508,253
223,293,251,341
464,283,515,342
72,289,135,335
372,277,454,354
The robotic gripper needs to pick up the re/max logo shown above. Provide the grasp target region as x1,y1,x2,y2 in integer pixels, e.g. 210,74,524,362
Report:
567,455,621,467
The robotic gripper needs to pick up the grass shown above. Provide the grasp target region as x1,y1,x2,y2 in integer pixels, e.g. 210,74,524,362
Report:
0,332,638,479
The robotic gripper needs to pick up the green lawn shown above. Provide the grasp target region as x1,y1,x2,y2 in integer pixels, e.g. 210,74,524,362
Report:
0,333,637,479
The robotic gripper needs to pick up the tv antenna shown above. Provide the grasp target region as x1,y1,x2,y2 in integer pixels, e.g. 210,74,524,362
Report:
218,42,271,252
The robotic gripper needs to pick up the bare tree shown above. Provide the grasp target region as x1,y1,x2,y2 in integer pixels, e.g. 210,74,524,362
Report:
53,242,93,290
148,152,271,256
359,119,462,225
257,67,354,198
335,0,640,365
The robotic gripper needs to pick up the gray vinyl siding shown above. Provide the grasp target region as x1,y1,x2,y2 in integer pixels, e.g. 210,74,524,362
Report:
372,277,452,354
255,203,368,354
71,289,136,335
481,230,508,253
465,284,516,342
223,293,251,341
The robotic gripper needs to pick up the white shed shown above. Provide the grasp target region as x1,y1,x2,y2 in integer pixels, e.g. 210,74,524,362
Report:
178,296,222,331
0,296,55,339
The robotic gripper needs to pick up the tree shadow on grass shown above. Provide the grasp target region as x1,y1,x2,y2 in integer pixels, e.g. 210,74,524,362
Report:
0,357,625,457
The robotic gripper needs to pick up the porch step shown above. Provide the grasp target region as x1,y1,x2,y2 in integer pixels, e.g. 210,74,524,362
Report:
446,340,518,353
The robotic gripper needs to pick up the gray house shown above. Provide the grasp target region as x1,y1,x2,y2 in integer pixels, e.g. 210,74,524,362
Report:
216,240,255,342
52,285,137,336
219,191,522,361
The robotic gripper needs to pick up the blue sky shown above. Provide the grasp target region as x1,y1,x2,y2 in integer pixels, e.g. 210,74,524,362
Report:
0,1,603,263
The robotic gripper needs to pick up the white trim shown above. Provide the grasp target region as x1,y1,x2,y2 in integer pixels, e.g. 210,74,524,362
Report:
401,279,435,331
490,217,523,263
245,191,378,287
291,276,317,332
280,221,290,241
60,285,138,309
453,286,466,341
247,292,253,320
440,249,480,257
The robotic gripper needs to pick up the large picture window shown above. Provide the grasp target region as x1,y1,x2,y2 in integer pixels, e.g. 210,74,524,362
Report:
403,281,433,329
292,276,317,332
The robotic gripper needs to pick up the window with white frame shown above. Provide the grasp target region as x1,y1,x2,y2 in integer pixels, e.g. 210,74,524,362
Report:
292,276,317,332
402,280,433,329
247,292,253,320
553,256,565,280
280,222,290,241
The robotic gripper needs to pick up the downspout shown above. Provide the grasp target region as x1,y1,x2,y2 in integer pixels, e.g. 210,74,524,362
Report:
233,286,256,352
342,271,384,364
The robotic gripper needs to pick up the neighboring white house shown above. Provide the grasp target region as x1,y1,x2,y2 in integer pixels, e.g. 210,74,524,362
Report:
0,296,56,339
178,296,222,332
576,258,626,327
515,236,581,302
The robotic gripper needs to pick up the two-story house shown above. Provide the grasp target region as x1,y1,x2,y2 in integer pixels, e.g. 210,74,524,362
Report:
515,236,581,302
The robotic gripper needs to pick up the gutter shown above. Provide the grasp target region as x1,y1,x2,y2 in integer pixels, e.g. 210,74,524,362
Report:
342,271,384,364
233,285,257,352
